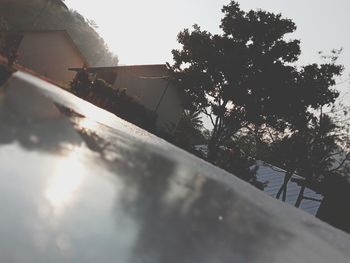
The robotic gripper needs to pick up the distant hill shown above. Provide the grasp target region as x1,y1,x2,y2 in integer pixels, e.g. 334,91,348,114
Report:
0,0,118,66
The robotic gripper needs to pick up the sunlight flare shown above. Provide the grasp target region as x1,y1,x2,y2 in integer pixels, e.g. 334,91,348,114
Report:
45,147,86,213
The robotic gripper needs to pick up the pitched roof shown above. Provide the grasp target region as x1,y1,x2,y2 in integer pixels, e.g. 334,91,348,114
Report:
1,30,89,66
69,64,167,72
255,161,323,216
194,145,323,216
0,54,67,89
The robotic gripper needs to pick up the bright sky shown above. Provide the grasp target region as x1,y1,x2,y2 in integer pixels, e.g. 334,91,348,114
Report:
65,0,350,96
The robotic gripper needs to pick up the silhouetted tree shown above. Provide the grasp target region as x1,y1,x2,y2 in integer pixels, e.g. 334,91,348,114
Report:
263,51,349,202
0,64,12,86
316,175,350,234
172,110,206,150
268,112,349,202
169,1,342,164
0,33,20,67
70,67,91,97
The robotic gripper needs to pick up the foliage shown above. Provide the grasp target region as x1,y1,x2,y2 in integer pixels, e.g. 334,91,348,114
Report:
316,174,350,234
0,33,20,67
172,110,206,149
0,0,118,66
169,0,342,161
216,145,264,189
265,111,348,200
0,16,10,30
0,64,13,86
154,110,208,159
70,70,157,131
271,115,345,179
168,1,346,189
262,52,350,200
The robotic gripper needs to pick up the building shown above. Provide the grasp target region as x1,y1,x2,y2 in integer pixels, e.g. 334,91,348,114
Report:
70,64,184,132
0,30,88,86
255,161,323,216
194,145,324,216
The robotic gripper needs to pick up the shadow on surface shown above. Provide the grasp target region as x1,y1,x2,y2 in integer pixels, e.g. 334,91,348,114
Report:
0,93,295,263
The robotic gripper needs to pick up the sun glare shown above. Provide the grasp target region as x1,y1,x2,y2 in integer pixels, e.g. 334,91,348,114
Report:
45,148,87,214
78,117,99,131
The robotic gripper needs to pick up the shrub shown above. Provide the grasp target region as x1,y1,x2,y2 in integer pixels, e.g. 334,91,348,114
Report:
70,70,157,131
0,63,12,86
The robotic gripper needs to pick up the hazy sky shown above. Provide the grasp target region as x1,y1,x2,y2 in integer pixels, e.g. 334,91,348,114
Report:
65,0,350,95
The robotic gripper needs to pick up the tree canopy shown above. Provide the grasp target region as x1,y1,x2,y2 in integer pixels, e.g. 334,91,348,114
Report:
169,1,343,161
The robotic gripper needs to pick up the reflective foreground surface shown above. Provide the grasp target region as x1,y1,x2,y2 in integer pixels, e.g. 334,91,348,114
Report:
0,72,349,263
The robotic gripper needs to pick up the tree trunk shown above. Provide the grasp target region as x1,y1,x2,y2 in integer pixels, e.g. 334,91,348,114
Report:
295,186,306,208
276,169,294,201
207,138,219,162
207,120,222,162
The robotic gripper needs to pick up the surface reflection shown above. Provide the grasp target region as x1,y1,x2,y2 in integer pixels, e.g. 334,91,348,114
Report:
45,147,86,215
1,74,349,263
67,121,294,263
78,117,100,131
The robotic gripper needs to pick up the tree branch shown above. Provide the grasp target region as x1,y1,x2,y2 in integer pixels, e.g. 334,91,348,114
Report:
329,151,350,172
202,108,215,127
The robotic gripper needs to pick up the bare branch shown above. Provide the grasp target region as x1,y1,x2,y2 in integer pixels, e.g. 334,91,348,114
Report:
329,151,350,172
202,108,215,127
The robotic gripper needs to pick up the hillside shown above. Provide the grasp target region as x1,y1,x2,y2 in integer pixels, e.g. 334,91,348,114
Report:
0,0,118,66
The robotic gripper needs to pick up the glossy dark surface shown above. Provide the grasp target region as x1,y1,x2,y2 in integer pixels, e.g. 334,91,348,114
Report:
0,72,349,263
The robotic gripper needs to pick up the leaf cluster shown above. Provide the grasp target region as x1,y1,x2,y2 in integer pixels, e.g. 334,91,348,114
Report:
170,1,342,133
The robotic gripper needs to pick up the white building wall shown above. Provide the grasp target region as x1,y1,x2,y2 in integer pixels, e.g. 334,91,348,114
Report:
112,65,184,132
17,31,85,86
